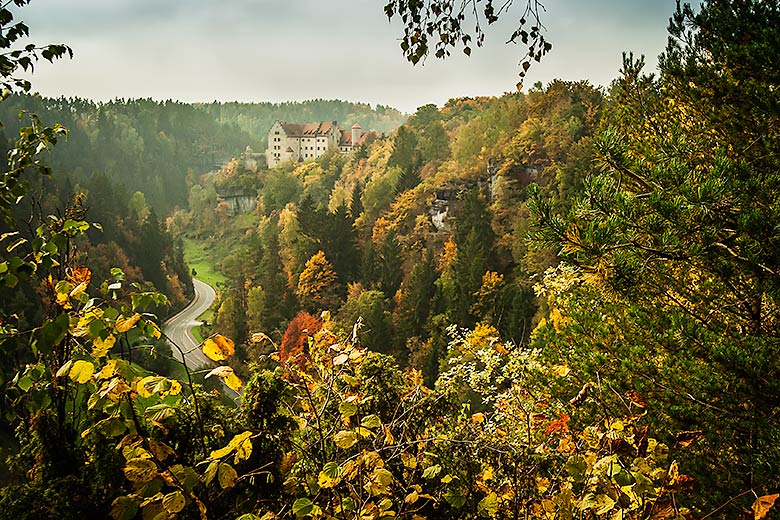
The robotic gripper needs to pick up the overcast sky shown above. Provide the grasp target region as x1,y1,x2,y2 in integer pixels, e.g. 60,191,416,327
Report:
17,0,676,114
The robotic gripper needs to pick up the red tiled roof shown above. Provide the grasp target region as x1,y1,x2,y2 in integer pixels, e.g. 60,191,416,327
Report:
280,123,304,136
281,121,336,137
277,121,375,146
339,130,353,146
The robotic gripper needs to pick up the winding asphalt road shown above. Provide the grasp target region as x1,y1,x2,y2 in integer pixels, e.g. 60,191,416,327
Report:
164,278,216,370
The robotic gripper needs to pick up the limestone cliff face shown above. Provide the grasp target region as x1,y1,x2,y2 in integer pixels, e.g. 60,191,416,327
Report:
218,193,257,216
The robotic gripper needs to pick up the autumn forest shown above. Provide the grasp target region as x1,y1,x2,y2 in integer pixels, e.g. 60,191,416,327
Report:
1,1,780,519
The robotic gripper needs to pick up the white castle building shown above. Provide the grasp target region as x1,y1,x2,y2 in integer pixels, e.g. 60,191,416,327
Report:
266,120,373,167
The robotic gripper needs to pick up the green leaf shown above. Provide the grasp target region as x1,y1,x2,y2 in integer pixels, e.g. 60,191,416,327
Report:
162,491,186,513
217,462,238,489
374,468,393,487
38,313,69,354
170,464,199,494
338,401,358,418
204,460,219,485
292,497,314,517
62,219,90,235
595,494,616,515
318,461,343,488
17,375,32,392
334,430,357,449
123,458,158,483
422,464,441,479
566,455,588,483
341,374,360,386
361,414,381,429
110,496,139,520
478,492,499,516
341,497,357,511
444,487,467,508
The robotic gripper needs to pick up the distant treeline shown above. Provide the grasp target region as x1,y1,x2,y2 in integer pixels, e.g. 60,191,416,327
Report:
0,95,405,214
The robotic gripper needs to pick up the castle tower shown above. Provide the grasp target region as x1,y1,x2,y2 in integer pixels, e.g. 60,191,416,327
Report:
351,123,361,148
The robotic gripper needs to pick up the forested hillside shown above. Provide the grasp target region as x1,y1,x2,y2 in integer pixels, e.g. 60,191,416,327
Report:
186,83,601,380
0,96,405,213
2,1,780,519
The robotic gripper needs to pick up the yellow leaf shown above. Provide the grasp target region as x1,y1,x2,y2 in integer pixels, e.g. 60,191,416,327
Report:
204,365,243,391
97,359,118,380
91,334,116,358
167,379,183,396
69,360,95,384
482,467,494,481
69,281,88,299
557,435,576,454
210,431,253,462
401,452,417,469
494,343,509,355
210,444,233,461
233,431,253,463
202,334,235,361
134,375,181,398
356,426,373,438
318,461,343,489
552,364,570,377
56,290,72,309
666,460,679,487
135,376,156,398
115,313,141,333
223,371,243,392
383,425,395,445
471,412,485,423
372,467,394,492
753,494,779,520
147,321,162,339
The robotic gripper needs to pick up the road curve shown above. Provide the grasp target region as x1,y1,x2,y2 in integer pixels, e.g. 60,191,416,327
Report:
164,278,216,370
